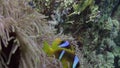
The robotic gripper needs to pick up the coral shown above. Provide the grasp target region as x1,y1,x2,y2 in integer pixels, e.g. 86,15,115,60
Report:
72,0,94,14
0,0,120,68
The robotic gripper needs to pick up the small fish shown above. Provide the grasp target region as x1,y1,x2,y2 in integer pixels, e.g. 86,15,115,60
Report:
43,38,80,68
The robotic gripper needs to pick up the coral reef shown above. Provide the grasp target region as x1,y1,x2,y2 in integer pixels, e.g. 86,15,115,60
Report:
0,0,120,68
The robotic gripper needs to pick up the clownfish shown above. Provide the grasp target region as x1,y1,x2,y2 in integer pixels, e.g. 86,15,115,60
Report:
43,38,80,68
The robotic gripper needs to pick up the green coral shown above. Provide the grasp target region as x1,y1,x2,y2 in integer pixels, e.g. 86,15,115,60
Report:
72,0,94,14
33,0,120,68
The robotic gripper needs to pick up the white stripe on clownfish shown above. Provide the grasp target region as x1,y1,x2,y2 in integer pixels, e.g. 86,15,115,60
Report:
59,41,70,48
58,50,65,60
72,55,79,68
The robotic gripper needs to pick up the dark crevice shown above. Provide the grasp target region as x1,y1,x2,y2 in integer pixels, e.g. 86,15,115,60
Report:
1,32,20,68
114,56,120,68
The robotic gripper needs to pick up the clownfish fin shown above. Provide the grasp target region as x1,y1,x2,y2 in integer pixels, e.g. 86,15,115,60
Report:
72,56,79,68
59,41,70,48
43,41,53,55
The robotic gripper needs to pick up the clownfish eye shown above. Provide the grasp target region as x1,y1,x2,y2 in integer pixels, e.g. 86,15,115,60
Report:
59,41,70,48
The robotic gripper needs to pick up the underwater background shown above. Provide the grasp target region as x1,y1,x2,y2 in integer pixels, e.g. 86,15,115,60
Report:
0,0,120,68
